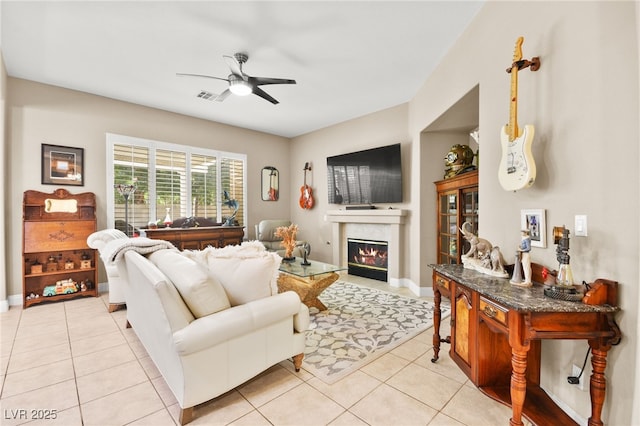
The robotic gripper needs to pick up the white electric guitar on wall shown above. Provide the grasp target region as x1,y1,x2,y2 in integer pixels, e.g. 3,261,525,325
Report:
498,37,539,191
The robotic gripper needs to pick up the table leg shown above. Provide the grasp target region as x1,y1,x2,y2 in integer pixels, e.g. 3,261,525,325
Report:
509,347,529,426
588,347,609,426
278,272,338,310
508,313,530,426
432,285,442,362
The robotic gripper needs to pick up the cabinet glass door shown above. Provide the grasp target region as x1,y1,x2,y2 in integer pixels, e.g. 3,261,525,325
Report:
439,193,458,263
461,188,478,257
435,171,478,265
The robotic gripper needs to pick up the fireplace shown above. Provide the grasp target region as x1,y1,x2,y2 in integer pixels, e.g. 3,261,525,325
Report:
326,209,406,286
347,238,388,282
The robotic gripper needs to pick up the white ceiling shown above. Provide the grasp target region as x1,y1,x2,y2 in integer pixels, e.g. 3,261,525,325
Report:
1,1,484,138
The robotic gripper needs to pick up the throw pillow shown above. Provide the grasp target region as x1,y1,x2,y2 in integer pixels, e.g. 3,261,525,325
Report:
184,241,281,306
148,249,230,318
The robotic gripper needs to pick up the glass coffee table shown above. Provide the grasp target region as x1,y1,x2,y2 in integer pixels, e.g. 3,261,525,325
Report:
278,258,346,310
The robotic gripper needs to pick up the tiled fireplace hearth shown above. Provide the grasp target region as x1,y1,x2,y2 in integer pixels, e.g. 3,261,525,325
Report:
325,209,407,286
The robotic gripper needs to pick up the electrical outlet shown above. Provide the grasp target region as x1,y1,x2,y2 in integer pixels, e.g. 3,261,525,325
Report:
572,364,586,391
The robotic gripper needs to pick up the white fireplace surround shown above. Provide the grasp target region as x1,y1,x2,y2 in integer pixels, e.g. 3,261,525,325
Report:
325,209,407,287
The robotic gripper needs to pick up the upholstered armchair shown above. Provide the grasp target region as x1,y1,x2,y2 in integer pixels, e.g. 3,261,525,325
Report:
255,220,310,258
87,228,129,312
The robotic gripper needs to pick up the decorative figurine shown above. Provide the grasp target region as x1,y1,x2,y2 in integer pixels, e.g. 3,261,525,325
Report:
459,222,508,278
301,242,311,266
443,144,477,179
222,190,239,226
511,229,532,287
510,252,524,284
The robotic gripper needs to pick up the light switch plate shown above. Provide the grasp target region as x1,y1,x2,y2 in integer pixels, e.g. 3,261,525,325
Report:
575,215,588,237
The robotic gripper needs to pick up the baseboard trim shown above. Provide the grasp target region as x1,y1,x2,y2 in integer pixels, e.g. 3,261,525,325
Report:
388,278,434,298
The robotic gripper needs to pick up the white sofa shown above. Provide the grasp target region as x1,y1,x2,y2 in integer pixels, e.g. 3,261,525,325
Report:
87,228,129,312
116,241,309,425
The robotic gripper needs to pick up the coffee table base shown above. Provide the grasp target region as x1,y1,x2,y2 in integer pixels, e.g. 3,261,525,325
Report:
277,272,339,310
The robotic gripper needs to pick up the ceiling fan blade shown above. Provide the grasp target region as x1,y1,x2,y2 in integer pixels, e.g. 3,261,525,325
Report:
249,76,296,86
176,72,228,82
252,87,279,104
215,88,232,102
223,55,243,76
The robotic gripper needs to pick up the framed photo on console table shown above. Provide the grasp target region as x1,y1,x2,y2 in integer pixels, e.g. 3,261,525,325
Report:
521,208,546,248
42,144,84,186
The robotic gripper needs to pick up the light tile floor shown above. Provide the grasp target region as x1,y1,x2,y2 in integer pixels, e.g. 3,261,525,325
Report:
0,274,515,425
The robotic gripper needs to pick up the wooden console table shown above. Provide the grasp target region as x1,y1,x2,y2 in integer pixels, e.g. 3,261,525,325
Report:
144,226,244,250
429,264,621,426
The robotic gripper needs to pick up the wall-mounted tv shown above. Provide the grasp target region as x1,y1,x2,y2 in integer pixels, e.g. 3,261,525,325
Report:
327,143,402,205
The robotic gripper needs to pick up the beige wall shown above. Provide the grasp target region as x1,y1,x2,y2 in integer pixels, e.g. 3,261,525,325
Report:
294,1,639,424
1,52,7,311
5,79,292,296
289,104,410,275
3,1,638,423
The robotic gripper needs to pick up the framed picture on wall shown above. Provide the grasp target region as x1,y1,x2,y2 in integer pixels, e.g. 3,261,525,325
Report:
41,144,84,186
521,209,546,248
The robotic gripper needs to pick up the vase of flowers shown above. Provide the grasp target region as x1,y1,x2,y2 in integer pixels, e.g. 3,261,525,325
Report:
275,223,299,261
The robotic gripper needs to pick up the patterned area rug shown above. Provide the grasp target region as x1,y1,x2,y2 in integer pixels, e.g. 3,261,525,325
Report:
303,281,451,384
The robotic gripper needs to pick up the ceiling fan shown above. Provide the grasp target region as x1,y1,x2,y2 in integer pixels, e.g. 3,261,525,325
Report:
177,52,296,105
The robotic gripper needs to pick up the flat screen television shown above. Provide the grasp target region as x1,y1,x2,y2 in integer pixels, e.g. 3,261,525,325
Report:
327,143,402,205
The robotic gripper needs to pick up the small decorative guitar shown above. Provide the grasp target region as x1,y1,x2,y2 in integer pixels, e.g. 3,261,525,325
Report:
268,168,278,201
498,37,540,191
299,162,314,209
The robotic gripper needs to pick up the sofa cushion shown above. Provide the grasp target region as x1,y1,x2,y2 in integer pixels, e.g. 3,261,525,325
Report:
149,250,231,318
183,241,281,306
124,250,195,331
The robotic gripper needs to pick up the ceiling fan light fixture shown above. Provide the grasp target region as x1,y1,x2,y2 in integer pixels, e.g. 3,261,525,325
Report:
229,75,252,96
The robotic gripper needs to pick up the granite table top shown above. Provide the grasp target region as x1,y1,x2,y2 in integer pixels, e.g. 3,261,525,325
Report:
429,264,619,314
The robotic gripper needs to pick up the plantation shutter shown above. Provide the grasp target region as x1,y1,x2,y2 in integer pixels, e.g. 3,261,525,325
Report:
113,144,149,234
155,149,187,224
108,134,246,231
190,154,217,219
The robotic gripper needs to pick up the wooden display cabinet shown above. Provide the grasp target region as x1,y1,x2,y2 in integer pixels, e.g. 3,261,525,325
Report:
434,170,478,264
22,189,98,308
144,226,244,251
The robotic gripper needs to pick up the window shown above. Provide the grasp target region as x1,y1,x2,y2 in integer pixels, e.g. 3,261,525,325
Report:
107,133,246,233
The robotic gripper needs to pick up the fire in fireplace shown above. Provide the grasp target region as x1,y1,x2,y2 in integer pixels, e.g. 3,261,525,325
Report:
347,238,388,282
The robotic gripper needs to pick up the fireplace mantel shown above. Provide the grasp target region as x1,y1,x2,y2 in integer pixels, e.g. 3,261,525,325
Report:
325,209,407,286
325,209,407,224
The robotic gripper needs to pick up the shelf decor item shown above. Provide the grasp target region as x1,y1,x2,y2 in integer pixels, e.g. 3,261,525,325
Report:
30,261,42,274
275,223,299,261
222,190,238,226
41,144,84,186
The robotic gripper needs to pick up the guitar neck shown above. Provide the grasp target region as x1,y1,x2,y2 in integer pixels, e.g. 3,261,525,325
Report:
508,65,520,141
